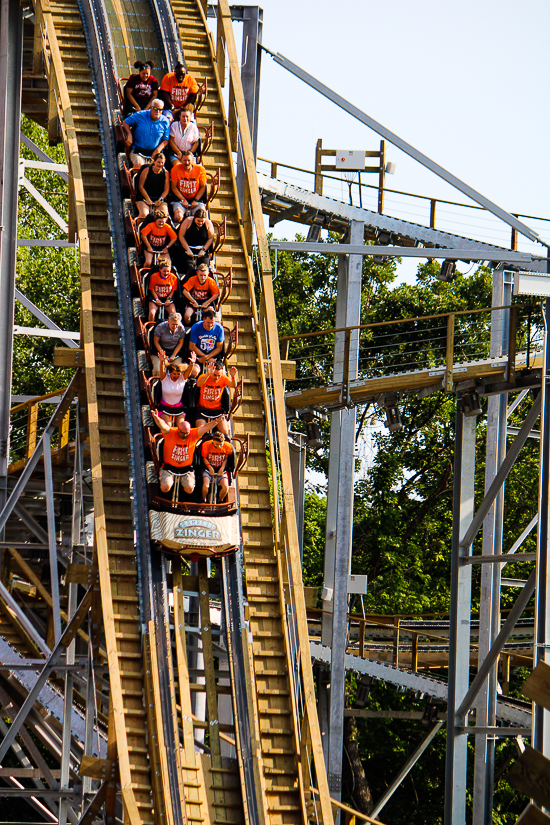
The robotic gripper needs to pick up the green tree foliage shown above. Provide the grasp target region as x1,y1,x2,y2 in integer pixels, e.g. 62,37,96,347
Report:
14,116,80,397
273,240,536,823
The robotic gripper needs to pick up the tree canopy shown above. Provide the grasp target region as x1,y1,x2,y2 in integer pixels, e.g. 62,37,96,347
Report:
273,237,537,823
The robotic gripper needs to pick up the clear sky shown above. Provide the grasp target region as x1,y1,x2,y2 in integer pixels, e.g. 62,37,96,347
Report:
215,0,550,265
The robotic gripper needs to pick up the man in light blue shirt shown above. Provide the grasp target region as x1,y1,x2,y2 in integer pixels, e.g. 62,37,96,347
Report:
125,100,170,170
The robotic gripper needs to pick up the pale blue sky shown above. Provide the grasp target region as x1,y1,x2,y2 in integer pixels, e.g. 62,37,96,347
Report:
214,1,550,267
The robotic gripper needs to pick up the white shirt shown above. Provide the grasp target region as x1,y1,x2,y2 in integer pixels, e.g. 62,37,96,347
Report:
170,120,200,153
161,374,187,405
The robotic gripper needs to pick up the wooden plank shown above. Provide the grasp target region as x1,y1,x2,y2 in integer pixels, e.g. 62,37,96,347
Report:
65,562,98,585
53,346,84,367
79,755,115,780
26,402,38,458
147,620,176,825
522,660,550,710
507,745,550,810
172,566,197,760
197,559,222,764
264,359,296,380
143,632,166,825
517,805,550,825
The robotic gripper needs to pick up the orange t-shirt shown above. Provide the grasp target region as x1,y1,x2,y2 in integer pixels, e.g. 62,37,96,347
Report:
201,440,232,469
149,271,178,299
184,275,219,302
163,427,200,469
198,375,231,410
171,163,207,200
141,222,177,249
160,72,199,107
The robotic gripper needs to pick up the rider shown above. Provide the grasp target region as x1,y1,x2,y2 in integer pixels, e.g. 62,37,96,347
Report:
188,308,224,368
151,410,222,495
194,359,238,436
181,263,219,326
201,430,233,502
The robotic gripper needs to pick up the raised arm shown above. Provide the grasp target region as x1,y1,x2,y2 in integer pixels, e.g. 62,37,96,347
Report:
152,410,171,434
196,416,223,438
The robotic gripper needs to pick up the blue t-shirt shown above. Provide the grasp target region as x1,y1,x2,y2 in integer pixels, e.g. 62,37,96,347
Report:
125,110,170,154
189,321,224,354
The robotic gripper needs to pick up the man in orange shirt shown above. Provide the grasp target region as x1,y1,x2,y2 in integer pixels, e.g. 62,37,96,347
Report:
201,431,233,502
170,151,207,222
152,410,222,494
159,63,199,110
181,263,219,325
195,360,238,436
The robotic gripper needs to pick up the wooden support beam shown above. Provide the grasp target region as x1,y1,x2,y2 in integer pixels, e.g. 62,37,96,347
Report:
508,745,550,810
516,805,550,825
143,630,167,825
522,660,550,709
53,347,84,367
26,402,38,458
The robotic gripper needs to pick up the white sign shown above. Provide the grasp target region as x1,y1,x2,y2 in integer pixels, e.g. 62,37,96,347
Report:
149,511,240,553
334,150,366,171
513,270,550,297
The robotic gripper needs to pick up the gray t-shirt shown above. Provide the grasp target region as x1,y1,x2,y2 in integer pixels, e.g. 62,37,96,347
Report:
154,321,185,352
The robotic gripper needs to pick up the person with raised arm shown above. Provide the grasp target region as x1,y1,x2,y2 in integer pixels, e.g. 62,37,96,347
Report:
151,410,223,495
195,359,237,436
156,352,196,425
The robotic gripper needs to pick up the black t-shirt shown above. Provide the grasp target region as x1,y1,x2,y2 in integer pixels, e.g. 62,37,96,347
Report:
125,74,159,107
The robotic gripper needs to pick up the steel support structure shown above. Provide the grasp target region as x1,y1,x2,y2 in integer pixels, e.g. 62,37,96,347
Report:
445,396,476,825
534,294,550,756
0,0,23,509
472,270,513,823
445,388,543,822
320,219,364,801
236,6,262,210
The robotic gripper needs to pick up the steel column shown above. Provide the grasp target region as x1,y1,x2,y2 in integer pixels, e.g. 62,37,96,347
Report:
473,270,512,824
0,0,23,510
321,220,363,802
288,429,306,561
444,399,476,825
236,6,262,211
43,431,62,643
534,297,550,756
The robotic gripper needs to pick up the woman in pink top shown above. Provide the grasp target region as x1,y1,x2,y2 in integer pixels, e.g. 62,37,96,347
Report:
157,352,197,424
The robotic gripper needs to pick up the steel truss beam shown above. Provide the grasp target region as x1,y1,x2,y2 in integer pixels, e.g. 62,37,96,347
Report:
270,241,542,265
261,47,543,246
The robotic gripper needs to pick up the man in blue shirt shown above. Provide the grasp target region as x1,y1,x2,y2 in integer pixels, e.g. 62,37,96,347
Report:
125,100,170,171
189,308,224,367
